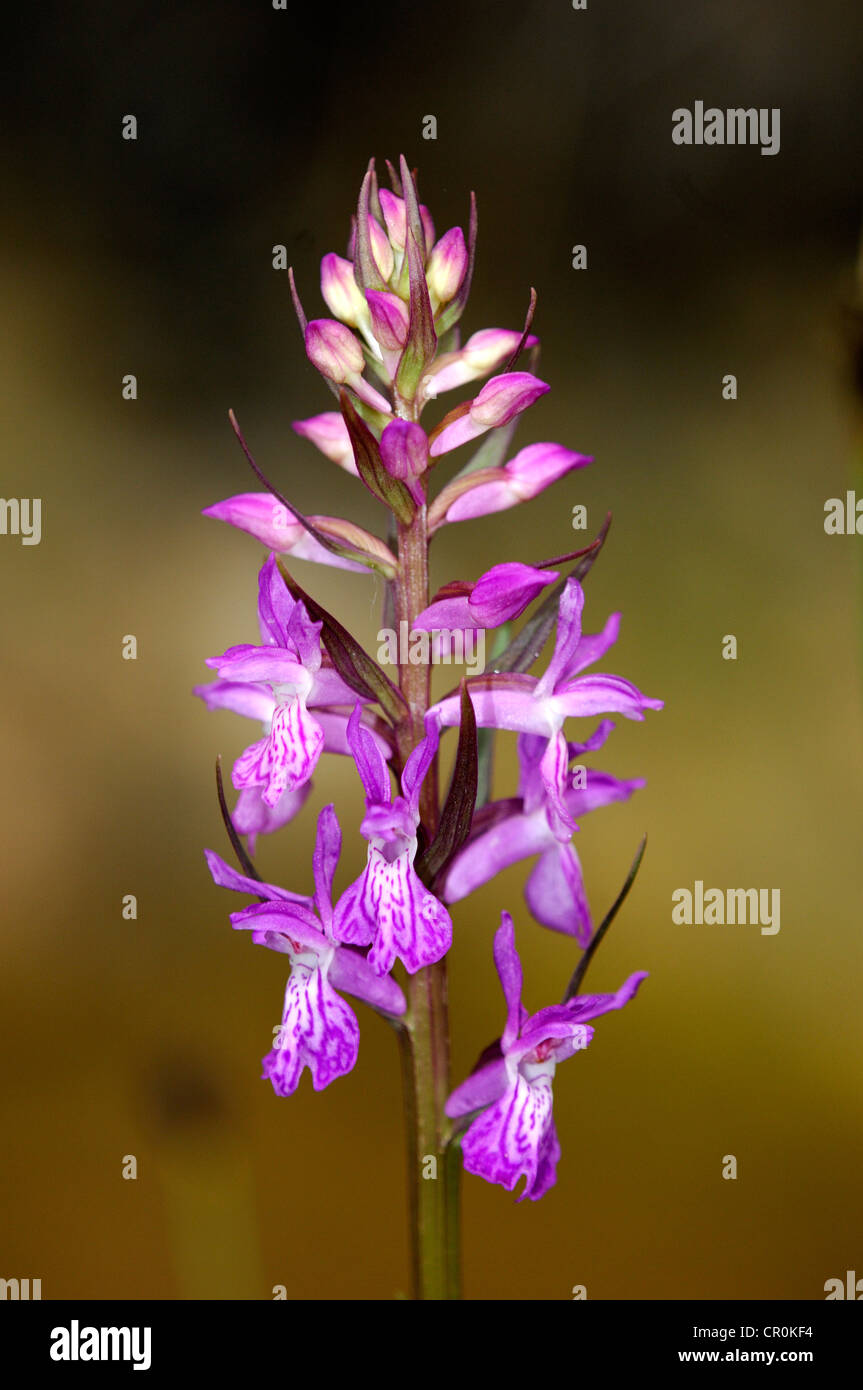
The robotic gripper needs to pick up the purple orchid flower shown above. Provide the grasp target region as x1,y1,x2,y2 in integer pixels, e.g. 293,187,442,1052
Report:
428,441,592,532
442,723,644,944
413,562,559,633
429,372,550,457
230,783,312,856
425,226,468,311
428,577,662,835
197,554,388,811
304,318,393,414
202,493,387,572
446,913,647,1200
418,328,539,405
209,805,406,1097
333,706,452,976
292,412,358,474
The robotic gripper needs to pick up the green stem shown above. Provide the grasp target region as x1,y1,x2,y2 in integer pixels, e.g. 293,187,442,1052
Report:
394,496,461,1300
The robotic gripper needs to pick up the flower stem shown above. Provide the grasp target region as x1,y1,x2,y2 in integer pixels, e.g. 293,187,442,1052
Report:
395,501,461,1300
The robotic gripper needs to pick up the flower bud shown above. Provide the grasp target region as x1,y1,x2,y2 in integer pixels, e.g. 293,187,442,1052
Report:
379,188,435,256
420,328,539,403
304,319,393,414
320,253,368,328
426,227,467,308
470,372,550,428
365,290,409,352
380,419,429,481
292,412,357,473
305,318,365,382
429,372,550,456
369,215,395,282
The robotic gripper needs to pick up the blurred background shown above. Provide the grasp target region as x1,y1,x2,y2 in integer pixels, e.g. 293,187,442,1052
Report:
1,0,862,1300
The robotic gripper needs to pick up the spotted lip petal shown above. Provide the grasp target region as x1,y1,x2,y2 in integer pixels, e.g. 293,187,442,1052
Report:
335,845,452,976
208,805,408,1097
460,1071,556,1201
333,706,451,975
263,968,360,1096
232,699,324,806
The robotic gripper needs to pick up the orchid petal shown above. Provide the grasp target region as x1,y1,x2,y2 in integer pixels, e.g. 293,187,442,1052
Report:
460,1072,555,1200
262,968,359,1095
232,784,311,854
329,946,407,1017
445,1056,510,1119
232,699,324,805
203,848,310,905
524,841,592,942
494,912,523,1052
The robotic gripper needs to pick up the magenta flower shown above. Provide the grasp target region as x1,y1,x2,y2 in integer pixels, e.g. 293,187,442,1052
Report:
443,724,644,943
446,913,647,1199
428,577,662,830
365,290,410,379
320,252,371,333
304,318,392,414
413,561,558,633
429,372,550,456
429,441,592,531
231,783,312,856
379,419,429,504
198,158,662,1293
291,412,357,473
333,706,452,976
210,805,406,1096
419,328,538,404
378,187,435,255
425,227,468,309
202,493,382,571
197,555,385,810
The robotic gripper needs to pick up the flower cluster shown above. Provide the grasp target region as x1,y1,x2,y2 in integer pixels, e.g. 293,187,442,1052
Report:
197,156,662,1203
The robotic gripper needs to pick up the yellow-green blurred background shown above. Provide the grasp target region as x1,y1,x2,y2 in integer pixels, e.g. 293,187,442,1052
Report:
2,0,861,1299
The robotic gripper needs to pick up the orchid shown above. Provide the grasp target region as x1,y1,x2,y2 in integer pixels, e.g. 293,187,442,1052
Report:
428,576,662,838
333,705,452,975
443,723,645,944
208,805,406,1096
197,156,661,1299
196,553,389,817
446,913,647,1199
